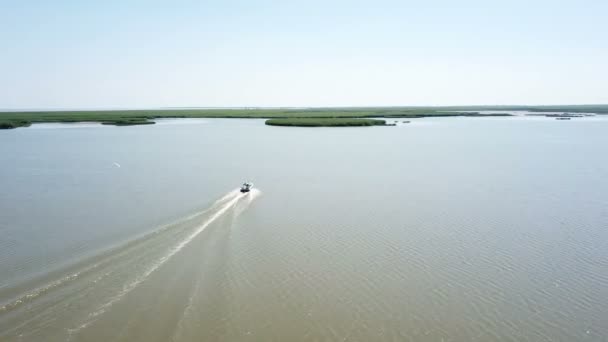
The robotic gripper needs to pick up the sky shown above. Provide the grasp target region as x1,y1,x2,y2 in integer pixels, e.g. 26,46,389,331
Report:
1,0,607,109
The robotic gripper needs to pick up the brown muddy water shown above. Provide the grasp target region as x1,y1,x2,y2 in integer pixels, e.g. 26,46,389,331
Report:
1,117,607,341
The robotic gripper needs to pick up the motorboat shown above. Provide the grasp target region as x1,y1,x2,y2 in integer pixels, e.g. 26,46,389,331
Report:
240,182,253,193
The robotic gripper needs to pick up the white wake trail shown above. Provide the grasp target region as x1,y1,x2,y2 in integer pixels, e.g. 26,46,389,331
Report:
69,190,250,335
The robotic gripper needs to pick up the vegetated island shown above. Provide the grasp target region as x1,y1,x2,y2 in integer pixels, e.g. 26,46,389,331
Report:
101,119,155,126
1,105,607,129
265,118,387,127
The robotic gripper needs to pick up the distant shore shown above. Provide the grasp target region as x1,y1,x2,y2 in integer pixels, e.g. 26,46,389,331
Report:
265,118,388,127
1,105,607,129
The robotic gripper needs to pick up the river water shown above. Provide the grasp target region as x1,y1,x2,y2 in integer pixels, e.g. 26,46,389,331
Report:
1,116,607,341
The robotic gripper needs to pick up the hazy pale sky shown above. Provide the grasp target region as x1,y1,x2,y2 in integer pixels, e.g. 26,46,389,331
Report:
1,0,607,109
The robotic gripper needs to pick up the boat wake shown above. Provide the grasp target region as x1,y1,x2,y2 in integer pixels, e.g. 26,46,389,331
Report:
0,188,260,341
72,189,253,332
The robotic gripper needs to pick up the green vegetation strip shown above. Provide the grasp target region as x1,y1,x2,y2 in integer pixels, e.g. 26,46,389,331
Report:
265,118,387,127
101,119,155,126
1,105,606,129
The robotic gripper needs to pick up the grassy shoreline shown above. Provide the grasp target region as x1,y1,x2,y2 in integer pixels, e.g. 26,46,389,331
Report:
265,118,387,127
1,105,606,129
